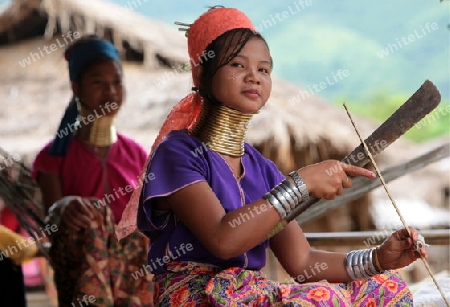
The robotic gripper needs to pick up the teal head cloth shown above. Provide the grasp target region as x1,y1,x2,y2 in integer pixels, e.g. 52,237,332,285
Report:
49,39,120,156
67,39,120,82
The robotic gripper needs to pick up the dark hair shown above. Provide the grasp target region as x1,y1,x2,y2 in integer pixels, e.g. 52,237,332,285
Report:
198,28,273,102
64,34,122,84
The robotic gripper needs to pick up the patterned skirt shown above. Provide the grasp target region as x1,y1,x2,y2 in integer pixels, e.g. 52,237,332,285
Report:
49,206,153,307
153,261,413,306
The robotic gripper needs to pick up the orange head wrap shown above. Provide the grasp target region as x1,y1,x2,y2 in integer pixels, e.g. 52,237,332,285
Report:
116,7,256,240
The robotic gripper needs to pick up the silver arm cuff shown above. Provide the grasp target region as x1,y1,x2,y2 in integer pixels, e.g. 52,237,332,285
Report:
274,185,296,212
263,193,286,218
281,179,301,207
272,185,293,213
288,171,309,201
345,248,381,280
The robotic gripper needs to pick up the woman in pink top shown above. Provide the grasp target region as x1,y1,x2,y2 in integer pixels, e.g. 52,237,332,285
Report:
32,34,153,307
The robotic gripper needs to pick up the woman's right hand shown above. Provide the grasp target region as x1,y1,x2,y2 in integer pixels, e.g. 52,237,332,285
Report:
298,160,376,200
56,196,96,232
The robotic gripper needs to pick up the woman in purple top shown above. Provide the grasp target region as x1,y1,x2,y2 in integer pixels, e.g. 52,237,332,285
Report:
140,131,285,274
120,6,427,306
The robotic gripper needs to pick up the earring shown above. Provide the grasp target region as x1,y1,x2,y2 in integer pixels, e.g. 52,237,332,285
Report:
74,96,81,110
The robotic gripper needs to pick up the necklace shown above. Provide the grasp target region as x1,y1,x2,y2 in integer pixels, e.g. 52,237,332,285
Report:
190,103,254,157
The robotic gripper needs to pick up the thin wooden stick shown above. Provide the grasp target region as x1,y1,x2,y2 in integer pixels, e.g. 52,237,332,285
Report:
343,103,449,307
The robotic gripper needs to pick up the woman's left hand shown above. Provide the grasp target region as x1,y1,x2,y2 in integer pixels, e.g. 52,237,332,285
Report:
377,227,427,271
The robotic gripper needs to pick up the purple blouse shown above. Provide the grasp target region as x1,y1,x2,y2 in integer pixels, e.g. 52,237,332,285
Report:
138,130,284,274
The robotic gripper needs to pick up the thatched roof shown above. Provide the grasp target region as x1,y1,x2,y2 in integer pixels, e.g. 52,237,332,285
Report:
0,0,188,68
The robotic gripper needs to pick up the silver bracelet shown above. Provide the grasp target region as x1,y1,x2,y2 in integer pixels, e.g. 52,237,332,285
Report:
263,175,310,221
281,179,301,207
370,248,384,274
350,250,363,280
263,193,286,218
277,184,297,208
345,250,362,280
362,248,375,276
355,250,367,279
272,185,293,213
367,248,378,275
344,250,357,280
344,248,382,280
288,171,309,201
